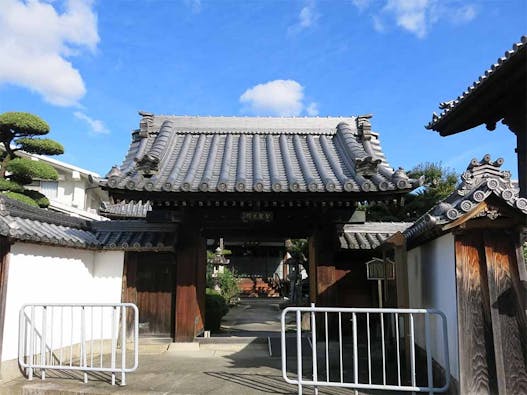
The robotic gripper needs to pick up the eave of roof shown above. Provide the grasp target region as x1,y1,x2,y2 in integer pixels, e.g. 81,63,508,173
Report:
427,36,527,135
101,114,422,198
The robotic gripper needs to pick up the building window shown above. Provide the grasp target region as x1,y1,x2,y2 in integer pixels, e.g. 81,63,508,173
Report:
40,181,58,199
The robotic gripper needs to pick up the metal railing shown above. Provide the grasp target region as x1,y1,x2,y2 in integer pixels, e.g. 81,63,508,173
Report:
281,304,450,394
19,303,139,385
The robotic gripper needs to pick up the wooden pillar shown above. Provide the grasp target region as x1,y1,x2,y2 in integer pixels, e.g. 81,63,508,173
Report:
309,222,336,306
503,110,527,198
175,221,206,342
121,252,138,334
455,233,497,394
384,232,409,308
483,231,527,394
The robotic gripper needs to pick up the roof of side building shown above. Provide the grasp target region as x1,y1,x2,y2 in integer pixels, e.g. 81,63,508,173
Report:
427,35,527,135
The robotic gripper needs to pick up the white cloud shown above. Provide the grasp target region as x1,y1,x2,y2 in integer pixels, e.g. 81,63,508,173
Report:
184,0,202,13
240,80,317,117
450,4,477,24
289,0,319,34
0,0,99,106
74,111,109,135
384,0,430,38
372,15,386,33
306,102,319,116
353,0,477,39
352,0,373,12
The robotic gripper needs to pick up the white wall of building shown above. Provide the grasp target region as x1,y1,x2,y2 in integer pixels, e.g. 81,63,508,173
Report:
407,233,459,381
1,243,124,362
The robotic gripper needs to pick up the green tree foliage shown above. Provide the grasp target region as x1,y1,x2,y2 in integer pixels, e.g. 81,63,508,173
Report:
366,162,458,222
0,112,64,207
6,158,58,183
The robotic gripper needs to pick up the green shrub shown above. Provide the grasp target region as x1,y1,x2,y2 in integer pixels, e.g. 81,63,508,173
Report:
2,191,39,207
205,288,228,332
0,178,24,193
23,189,50,208
217,268,240,305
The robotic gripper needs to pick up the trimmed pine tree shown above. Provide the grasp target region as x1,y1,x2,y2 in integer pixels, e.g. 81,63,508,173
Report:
0,112,64,207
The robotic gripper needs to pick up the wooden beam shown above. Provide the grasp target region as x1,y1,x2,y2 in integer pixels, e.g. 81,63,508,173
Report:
455,233,497,394
483,231,527,394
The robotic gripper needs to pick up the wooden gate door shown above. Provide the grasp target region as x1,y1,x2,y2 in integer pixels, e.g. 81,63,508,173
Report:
123,252,176,337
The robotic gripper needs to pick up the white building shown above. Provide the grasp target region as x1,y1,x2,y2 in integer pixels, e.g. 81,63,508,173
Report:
16,151,108,220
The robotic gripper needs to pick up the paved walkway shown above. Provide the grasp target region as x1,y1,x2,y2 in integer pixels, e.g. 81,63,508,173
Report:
1,342,354,394
0,299,362,394
218,297,283,337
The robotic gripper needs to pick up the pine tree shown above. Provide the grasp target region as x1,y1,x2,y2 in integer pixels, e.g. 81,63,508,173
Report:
0,112,64,207
365,162,458,221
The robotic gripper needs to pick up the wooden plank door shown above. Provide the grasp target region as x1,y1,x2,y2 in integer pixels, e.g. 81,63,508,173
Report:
123,252,176,337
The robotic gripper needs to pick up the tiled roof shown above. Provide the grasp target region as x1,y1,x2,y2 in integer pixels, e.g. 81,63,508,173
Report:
403,155,527,242
0,195,100,248
0,195,175,251
99,200,151,218
339,222,412,250
91,220,176,252
427,36,527,132
102,114,422,195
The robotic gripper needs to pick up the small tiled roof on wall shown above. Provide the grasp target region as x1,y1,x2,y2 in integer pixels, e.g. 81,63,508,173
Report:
91,220,176,252
339,222,412,250
427,36,527,135
0,195,100,248
403,155,527,244
102,114,422,195
99,200,152,219
0,195,175,251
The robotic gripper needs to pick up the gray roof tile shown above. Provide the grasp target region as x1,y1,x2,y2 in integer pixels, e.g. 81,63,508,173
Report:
0,196,99,248
403,155,527,243
99,200,152,218
91,220,176,252
102,114,422,194
0,195,175,251
339,222,412,249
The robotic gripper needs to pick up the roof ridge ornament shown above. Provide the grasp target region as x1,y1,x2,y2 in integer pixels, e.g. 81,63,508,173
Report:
460,154,510,189
403,155,527,244
138,111,154,138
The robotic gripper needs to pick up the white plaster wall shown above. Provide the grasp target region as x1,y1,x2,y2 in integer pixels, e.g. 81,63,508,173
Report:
407,233,459,380
1,243,124,362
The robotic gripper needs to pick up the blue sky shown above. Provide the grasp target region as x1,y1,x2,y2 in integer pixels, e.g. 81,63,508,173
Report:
0,0,525,178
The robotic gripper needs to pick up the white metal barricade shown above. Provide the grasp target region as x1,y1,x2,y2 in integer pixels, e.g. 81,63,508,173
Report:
281,305,450,394
19,303,139,386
